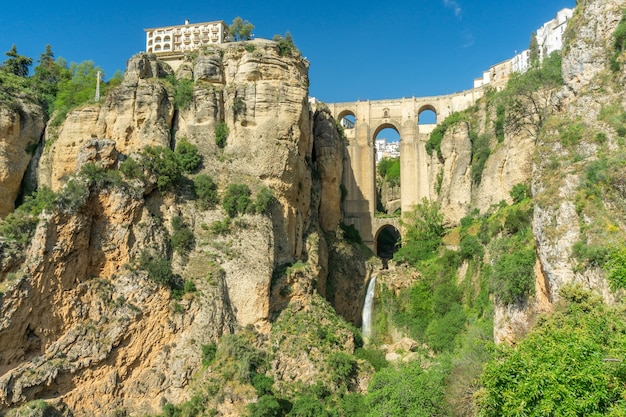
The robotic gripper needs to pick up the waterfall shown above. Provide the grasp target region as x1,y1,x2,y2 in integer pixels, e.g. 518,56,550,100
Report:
361,277,376,340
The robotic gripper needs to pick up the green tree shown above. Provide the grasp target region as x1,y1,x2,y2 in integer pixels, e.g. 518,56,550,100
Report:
394,198,445,264
478,285,626,417
529,32,540,67
503,51,563,137
229,17,254,41
194,174,219,210
2,45,32,77
174,139,201,173
222,183,252,217
365,359,450,417
32,45,71,111
52,60,103,123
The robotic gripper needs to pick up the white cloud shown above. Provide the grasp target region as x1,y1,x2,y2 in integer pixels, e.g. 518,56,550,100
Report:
443,0,463,18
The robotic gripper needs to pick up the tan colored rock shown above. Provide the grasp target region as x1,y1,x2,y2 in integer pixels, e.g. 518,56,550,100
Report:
38,55,175,191
312,106,344,232
0,101,45,217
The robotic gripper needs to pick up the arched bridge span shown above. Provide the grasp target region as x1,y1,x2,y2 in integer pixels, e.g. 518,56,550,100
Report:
329,88,485,251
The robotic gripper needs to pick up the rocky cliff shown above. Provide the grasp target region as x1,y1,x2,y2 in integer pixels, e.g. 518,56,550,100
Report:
0,40,368,416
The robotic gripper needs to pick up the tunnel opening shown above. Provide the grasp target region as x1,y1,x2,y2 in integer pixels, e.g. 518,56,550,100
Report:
376,225,401,268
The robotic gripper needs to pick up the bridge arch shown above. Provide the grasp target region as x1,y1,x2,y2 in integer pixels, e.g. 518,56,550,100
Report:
374,222,401,266
338,110,356,129
418,104,438,124
373,122,401,141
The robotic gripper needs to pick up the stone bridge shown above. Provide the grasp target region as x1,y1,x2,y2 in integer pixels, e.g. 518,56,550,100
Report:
327,87,484,253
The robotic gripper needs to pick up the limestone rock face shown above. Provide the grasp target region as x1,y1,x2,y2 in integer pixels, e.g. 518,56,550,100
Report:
312,106,344,232
0,40,363,416
436,122,473,225
0,101,45,217
0,188,237,413
173,40,312,263
433,109,534,225
562,0,626,94
38,55,175,191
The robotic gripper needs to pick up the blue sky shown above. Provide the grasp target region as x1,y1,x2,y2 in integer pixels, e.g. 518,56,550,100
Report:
1,0,575,103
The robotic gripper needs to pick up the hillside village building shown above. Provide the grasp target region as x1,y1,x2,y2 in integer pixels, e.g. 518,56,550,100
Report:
375,138,400,163
474,7,573,88
144,20,228,70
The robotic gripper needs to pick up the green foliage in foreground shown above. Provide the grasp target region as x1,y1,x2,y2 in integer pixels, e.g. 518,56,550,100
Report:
477,285,626,417
365,359,451,417
394,198,444,264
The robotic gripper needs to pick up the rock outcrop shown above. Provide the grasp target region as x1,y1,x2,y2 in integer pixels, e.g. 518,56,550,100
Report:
0,100,45,217
0,40,331,416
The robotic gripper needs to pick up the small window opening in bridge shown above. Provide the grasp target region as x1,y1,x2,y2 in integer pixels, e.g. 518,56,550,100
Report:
376,225,401,268
418,108,437,125
340,114,356,129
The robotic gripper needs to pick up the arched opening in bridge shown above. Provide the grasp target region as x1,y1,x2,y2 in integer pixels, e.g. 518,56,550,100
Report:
374,125,401,216
376,225,401,268
418,105,437,134
338,111,356,129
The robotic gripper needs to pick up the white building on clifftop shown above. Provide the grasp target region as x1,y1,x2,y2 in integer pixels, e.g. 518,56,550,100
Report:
144,20,228,69
474,7,573,89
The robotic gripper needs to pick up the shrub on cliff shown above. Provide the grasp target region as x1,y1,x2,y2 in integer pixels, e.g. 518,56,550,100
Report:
222,183,252,218
215,122,229,148
194,174,219,210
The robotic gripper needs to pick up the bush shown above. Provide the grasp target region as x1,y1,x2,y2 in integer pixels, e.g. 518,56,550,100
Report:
222,183,252,218
426,112,465,160
170,216,195,254
215,122,229,148
251,373,274,396
194,174,219,210
510,183,531,203
504,206,532,234
340,222,362,244
141,146,183,192
607,247,626,291
354,348,388,372
175,139,202,173
247,395,282,417
459,234,484,261
209,218,231,234
490,248,535,304
254,186,274,214
470,132,491,185
137,249,179,289
478,286,626,417
119,156,144,180
394,198,444,264
327,352,357,387
173,78,194,109
273,32,297,56
201,343,217,366
365,359,450,417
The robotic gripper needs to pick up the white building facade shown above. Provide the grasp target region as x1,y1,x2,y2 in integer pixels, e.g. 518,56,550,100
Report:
144,20,228,55
474,7,573,88
375,139,400,163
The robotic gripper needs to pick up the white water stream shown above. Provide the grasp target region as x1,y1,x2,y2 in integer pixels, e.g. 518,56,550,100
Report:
361,277,376,339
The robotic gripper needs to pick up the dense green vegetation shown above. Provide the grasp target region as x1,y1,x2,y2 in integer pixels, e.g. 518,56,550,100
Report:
477,285,626,416
1,43,121,121
377,157,400,187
